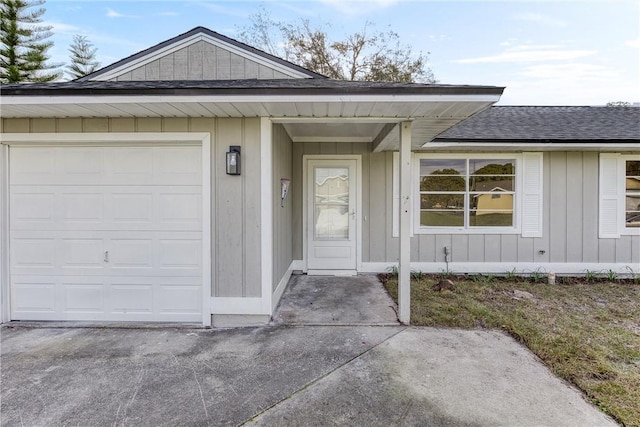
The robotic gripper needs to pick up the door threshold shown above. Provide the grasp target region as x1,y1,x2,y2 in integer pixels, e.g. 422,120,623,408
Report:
307,270,357,276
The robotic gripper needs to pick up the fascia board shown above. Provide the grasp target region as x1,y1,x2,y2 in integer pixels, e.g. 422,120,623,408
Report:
1,94,502,105
423,141,640,150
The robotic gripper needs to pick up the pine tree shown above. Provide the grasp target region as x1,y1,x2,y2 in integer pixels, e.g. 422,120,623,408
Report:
66,34,100,79
0,0,61,83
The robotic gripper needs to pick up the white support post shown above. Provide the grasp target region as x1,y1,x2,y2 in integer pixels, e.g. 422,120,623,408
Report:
398,121,412,324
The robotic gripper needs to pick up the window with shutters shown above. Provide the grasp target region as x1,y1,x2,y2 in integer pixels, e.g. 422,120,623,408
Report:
599,154,640,238
391,153,543,236
625,159,640,229
395,153,543,235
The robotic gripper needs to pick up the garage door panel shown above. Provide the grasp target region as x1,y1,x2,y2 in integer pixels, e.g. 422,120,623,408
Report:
112,193,154,223
110,284,153,314
9,147,56,184
10,145,203,323
157,284,201,314
11,192,55,222
61,193,104,222
110,239,154,268
12,282,56,313
61,239,105,268
155,147,201,185
108,147,154,184
159,238,201,269
12,238,56,268
11,186,201,231
63,283,105,313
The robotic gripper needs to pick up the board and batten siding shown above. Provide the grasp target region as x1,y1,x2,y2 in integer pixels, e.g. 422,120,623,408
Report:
1,117,263,299
401,151,638,265
111,40,291,81
290,144,639,268
272,124,293,288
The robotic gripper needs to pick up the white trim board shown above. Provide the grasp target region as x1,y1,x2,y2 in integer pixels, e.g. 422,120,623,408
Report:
260,118,274,314
0,144,9,323
272,260,296,312
2,94,502,106
360,262,640,276
423,142,640,151
210,297,267,315
0,132,213,326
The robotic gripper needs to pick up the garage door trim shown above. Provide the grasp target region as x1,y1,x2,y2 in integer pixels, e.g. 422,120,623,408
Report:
0,132,212,326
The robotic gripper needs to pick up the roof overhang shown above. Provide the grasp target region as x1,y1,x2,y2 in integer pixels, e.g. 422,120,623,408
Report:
0,89,503,150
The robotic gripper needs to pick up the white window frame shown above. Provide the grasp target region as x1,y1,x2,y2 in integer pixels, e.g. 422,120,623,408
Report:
413,153,523,235
620,154,640,236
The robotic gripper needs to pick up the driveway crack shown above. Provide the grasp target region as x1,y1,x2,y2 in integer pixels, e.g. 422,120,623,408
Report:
238,326,407,426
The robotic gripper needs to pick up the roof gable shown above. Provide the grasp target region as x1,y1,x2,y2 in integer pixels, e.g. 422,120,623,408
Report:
80,26,325,82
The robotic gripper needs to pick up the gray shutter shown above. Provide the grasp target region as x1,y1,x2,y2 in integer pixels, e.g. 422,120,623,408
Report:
599,153,621,238
521,152,543,237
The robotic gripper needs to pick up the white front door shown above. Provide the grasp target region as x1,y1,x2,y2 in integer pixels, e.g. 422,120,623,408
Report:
307,159,358,272
9,145,202,322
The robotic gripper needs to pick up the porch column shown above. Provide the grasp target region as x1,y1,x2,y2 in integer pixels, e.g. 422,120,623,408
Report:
398,121,412,324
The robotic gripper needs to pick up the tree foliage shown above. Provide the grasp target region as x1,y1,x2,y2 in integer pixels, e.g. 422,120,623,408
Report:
238,8,434,83
606,101,631,107
66,34,100,79
0,0,61,83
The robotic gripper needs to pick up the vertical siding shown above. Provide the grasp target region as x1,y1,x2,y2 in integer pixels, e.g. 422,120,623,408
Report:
272,125,293,287
2,117,263,299
106,41,301,81
364,150,639,267
582,153,600,261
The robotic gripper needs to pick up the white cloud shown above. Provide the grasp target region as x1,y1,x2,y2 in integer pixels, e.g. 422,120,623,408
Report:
514,12,567,27
520,63,618,81
626,38,640,49
496,62,638,106
455,45,596,64
42,21,82,34
157,11,179,17
106,8,138,19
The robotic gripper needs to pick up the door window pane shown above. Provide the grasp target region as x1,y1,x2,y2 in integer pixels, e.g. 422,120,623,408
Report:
314,167,349,239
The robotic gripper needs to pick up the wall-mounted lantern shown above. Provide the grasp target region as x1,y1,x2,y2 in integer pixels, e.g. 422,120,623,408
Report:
226,146,241,175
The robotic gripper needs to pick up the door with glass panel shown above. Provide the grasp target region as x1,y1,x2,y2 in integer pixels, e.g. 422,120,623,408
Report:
307,159,357,271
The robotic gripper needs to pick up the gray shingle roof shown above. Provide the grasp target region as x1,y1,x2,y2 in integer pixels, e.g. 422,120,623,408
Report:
434,106,640,142
0,79,504,97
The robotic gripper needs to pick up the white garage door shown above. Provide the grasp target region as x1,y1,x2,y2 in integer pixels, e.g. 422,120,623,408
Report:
9,145,202,322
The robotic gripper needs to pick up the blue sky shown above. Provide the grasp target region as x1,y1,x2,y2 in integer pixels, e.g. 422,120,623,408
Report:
43,0,639,105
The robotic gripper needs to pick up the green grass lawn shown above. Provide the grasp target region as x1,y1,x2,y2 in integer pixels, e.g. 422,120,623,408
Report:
380,274,640,426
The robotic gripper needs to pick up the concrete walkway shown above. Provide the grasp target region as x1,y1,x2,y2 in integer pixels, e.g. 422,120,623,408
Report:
0,275,616,426
272,274,399,325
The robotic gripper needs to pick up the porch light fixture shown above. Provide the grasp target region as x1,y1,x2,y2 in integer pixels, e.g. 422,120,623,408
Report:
226,146,241,175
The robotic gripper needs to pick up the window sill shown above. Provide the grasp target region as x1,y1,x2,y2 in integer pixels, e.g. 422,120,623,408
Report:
415,227,521,235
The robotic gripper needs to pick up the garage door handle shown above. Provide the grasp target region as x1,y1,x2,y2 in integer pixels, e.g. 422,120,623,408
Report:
104,251,109,263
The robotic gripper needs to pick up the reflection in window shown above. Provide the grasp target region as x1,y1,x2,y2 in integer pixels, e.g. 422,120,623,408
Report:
626,160,640,228
314,167,349,239
420,158,516,228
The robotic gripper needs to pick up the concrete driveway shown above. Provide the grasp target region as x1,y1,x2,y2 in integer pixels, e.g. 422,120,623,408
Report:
1,325,615,427
0,275,617,426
